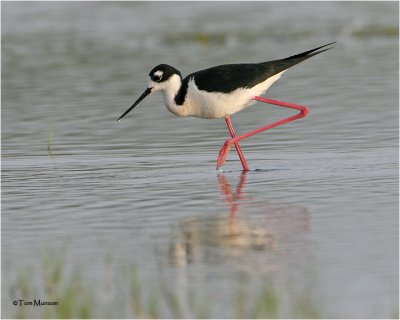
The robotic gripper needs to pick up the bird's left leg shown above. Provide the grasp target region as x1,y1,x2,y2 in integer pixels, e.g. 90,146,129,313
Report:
217,96,309,170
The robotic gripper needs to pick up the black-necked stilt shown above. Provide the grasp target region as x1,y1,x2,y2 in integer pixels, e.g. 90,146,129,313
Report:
118,42,335,171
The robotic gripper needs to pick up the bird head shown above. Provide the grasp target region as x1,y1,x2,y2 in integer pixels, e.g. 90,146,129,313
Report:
117,64,182,121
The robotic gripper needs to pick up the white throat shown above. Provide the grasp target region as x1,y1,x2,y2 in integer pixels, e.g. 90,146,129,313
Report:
151,74,187,116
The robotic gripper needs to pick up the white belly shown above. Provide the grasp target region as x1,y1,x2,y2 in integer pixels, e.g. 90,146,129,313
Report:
184,71,285,119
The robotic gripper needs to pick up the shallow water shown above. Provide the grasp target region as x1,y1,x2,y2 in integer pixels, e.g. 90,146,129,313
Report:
2,2,399,318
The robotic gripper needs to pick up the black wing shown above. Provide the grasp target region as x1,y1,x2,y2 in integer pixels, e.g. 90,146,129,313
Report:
182,42,335,95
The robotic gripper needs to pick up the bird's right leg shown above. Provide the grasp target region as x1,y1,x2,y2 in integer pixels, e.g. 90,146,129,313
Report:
217,116,250,171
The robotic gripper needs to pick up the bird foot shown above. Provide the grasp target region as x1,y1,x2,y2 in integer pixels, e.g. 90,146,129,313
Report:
216,140,232,170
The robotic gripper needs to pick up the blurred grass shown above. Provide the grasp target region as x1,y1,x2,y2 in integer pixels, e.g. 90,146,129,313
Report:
351,25,399,38
161,24,398,47
162,30,313,46
3,253,399,319
2,253,318,319
47,124,53,156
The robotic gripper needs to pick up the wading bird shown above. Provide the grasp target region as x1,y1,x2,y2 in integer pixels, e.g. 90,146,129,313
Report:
118,42,335,171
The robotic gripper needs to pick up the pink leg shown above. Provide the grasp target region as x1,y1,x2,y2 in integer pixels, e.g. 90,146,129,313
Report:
224,116,250,171
217,96,310,170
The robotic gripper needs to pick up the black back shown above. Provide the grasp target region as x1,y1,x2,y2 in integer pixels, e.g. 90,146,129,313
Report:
175,42,335,102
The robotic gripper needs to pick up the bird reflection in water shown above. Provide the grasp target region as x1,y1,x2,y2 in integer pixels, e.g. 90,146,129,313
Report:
168,172,310,269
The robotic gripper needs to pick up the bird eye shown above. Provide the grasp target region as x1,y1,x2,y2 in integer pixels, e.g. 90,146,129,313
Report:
151,70,164,82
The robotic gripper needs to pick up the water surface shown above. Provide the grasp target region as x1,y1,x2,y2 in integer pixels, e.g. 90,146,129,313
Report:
2,2,399,318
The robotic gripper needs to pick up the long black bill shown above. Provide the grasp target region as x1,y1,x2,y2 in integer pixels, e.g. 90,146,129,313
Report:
117,87,152,121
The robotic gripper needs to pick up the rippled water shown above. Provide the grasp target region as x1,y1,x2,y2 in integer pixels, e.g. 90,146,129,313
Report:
2,2,399,318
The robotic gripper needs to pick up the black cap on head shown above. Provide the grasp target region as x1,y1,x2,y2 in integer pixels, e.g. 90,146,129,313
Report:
149,64,181,83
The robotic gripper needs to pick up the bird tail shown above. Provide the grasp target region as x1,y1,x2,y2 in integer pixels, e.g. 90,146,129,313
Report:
259,42,335,76
282,42,336,61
